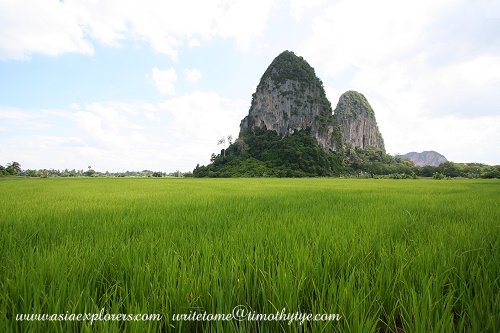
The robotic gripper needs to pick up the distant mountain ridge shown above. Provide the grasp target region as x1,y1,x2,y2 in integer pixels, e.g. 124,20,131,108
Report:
400,151,447,166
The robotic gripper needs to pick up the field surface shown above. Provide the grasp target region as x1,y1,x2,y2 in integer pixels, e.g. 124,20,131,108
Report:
0,178,499,332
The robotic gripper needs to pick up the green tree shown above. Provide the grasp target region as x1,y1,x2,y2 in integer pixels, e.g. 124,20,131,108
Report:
433,172,445,180
217,137,227,158
438,162,462,178
5,161,21,175
84,166,96,177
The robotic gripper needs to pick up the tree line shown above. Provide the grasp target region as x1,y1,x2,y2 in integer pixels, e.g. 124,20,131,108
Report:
193,129,500,179
0,162,21,176
0,162,193,178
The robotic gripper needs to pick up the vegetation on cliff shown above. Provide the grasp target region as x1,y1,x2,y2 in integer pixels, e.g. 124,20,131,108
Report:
193,130,500,178
193,129,416,178
194,129,335,177
259,50,325,89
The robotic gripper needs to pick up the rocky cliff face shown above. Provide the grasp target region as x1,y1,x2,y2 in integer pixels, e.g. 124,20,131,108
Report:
333,91,385,151
239,51,385,152
239,51,335,150
400,151,447,166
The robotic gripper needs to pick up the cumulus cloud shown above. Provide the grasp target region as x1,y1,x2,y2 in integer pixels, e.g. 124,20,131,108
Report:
0,92,247,171
0,108,68,130
0,0,276,60
302,0,500,161
381,112,500,165
161,91,244,142
183,68,202,83
151,67,177,96
302,0,459,75
0,0,94,59
288,0,326,21
215,0,275,50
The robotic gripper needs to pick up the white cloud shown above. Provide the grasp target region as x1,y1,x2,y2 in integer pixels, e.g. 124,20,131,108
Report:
0,108,68,130
0,0,94,59
383,112,500,165
301,0,500,162
416,55,500,117
188,38,201,48
161,91,245,141
302,0,458,76
0,92,247,171
151,67,177,95
0,0,276,60
74,102,145,149
215,0,275,50
288,0,326,21
144,112,156,121
183,68,202,83
159,92,247,167
69,103,81,110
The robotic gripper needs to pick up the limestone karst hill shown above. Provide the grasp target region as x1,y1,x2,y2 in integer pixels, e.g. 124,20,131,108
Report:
239,50,385,153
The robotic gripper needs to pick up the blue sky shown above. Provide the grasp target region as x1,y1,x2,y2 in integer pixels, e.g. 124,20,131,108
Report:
0,0,499,171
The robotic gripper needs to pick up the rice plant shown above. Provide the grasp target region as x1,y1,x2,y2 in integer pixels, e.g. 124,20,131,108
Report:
0,178,498,332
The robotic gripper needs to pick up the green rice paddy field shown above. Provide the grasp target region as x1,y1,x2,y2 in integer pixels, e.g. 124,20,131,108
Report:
0,178,498,332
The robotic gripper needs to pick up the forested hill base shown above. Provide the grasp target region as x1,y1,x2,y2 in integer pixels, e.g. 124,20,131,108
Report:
194,50,499,178
193,129,500,178
193,129,413,177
